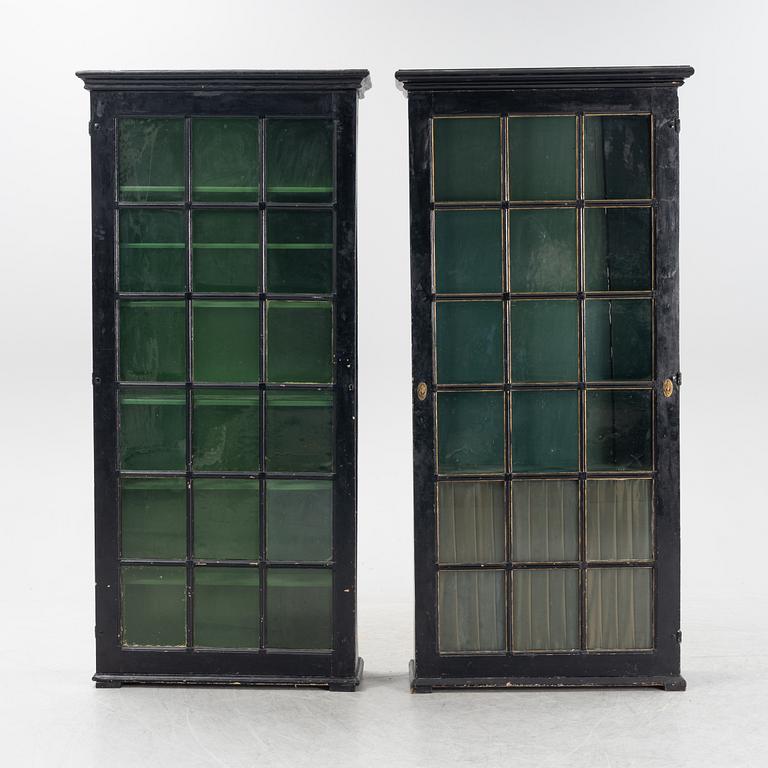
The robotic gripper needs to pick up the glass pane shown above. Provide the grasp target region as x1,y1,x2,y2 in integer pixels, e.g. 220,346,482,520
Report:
266,210,333,294
121,477,186,559
435,301,503,384
513,569,579,651
266,568,332,649
266,119,333,203
265,390,333,472
586,567,652,649
586,479,653,561
586,390,652,471
191,118,259,202
266,480,332,562
510,299,578,382
119,300,186,382
586,299,652,381
434,209,503,294
194,479,259,561
119,387,186,471
585,115,652,200
267,301,332,383
118,118,184,202
508,116,577,201
511,390,579,472
512,480,579,562
192,300,260,383
192,210,260,293
192,389,259,472
119,209,186,292
121,565,186,647
194,567,260,648
509,209,577,293
438,569,505,653
585,207,652,291
433,117,501,202
437,391,504,474
437,481,505,564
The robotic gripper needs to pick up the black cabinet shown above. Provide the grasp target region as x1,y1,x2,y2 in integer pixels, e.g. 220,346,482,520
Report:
77,70,369,690
395,66,693,691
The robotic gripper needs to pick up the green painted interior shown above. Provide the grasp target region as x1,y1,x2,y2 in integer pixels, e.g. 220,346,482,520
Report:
266,569,333,649
121,478,187,559
193,568,260,648
121,565,186,647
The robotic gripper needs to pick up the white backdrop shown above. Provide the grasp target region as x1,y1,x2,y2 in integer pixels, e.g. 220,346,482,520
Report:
1,1,766,766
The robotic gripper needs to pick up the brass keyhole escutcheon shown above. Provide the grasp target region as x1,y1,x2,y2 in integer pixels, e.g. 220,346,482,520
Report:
416,382,428,401
663,378,674,398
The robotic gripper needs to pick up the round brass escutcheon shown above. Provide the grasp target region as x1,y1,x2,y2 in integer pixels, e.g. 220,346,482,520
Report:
416,382,428,401
663,378,674,398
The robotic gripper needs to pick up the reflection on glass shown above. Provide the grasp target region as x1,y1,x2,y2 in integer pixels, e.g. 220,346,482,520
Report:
121,565,186,647
437,481,505,564
586,567,652,649
512,480,579,562
513,569,579,651
119,209,186,292
508,115,577,201
585,115,652,200
438,569,505,652
433,117,501,202
194,479,260,560
509,209,577,292
586,299,652,381
586,390,652,471
437,391,505,474
266,568,332,649
434,209,503,294
436,301,503,384
586,479,652,561
194,567,260,648
121,478,186,559
191,118,259,202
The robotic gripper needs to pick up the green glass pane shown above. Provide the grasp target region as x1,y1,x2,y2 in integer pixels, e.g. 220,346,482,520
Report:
266,119,333,203
508,116,577,201
586,567,652,649
266,480,332,562
119,300,186,382
513,569,579,651
121,478,186,559
509,209,577,292
194,479,259,560
437,481,505,564
193,300,260,383
436,301,503,384
585,115,652,200
438,569,505,652
433,117,501,202
585,207,652,291
118,118,184,202
119,209,186,292
121,565,186,646
192,118,259,202
434,209,503,294
192,389,259,472
510,300,578,382
192,210,260,292
265,390,333,472
511,390,579,472
194,567,260,648
586,299,653,381
586,390,652,471
437,391,504,474
119,387,186,471
266,210,333,294
512,480,579,562
586,479,653,561
266,568,332,649
267,301,332,383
